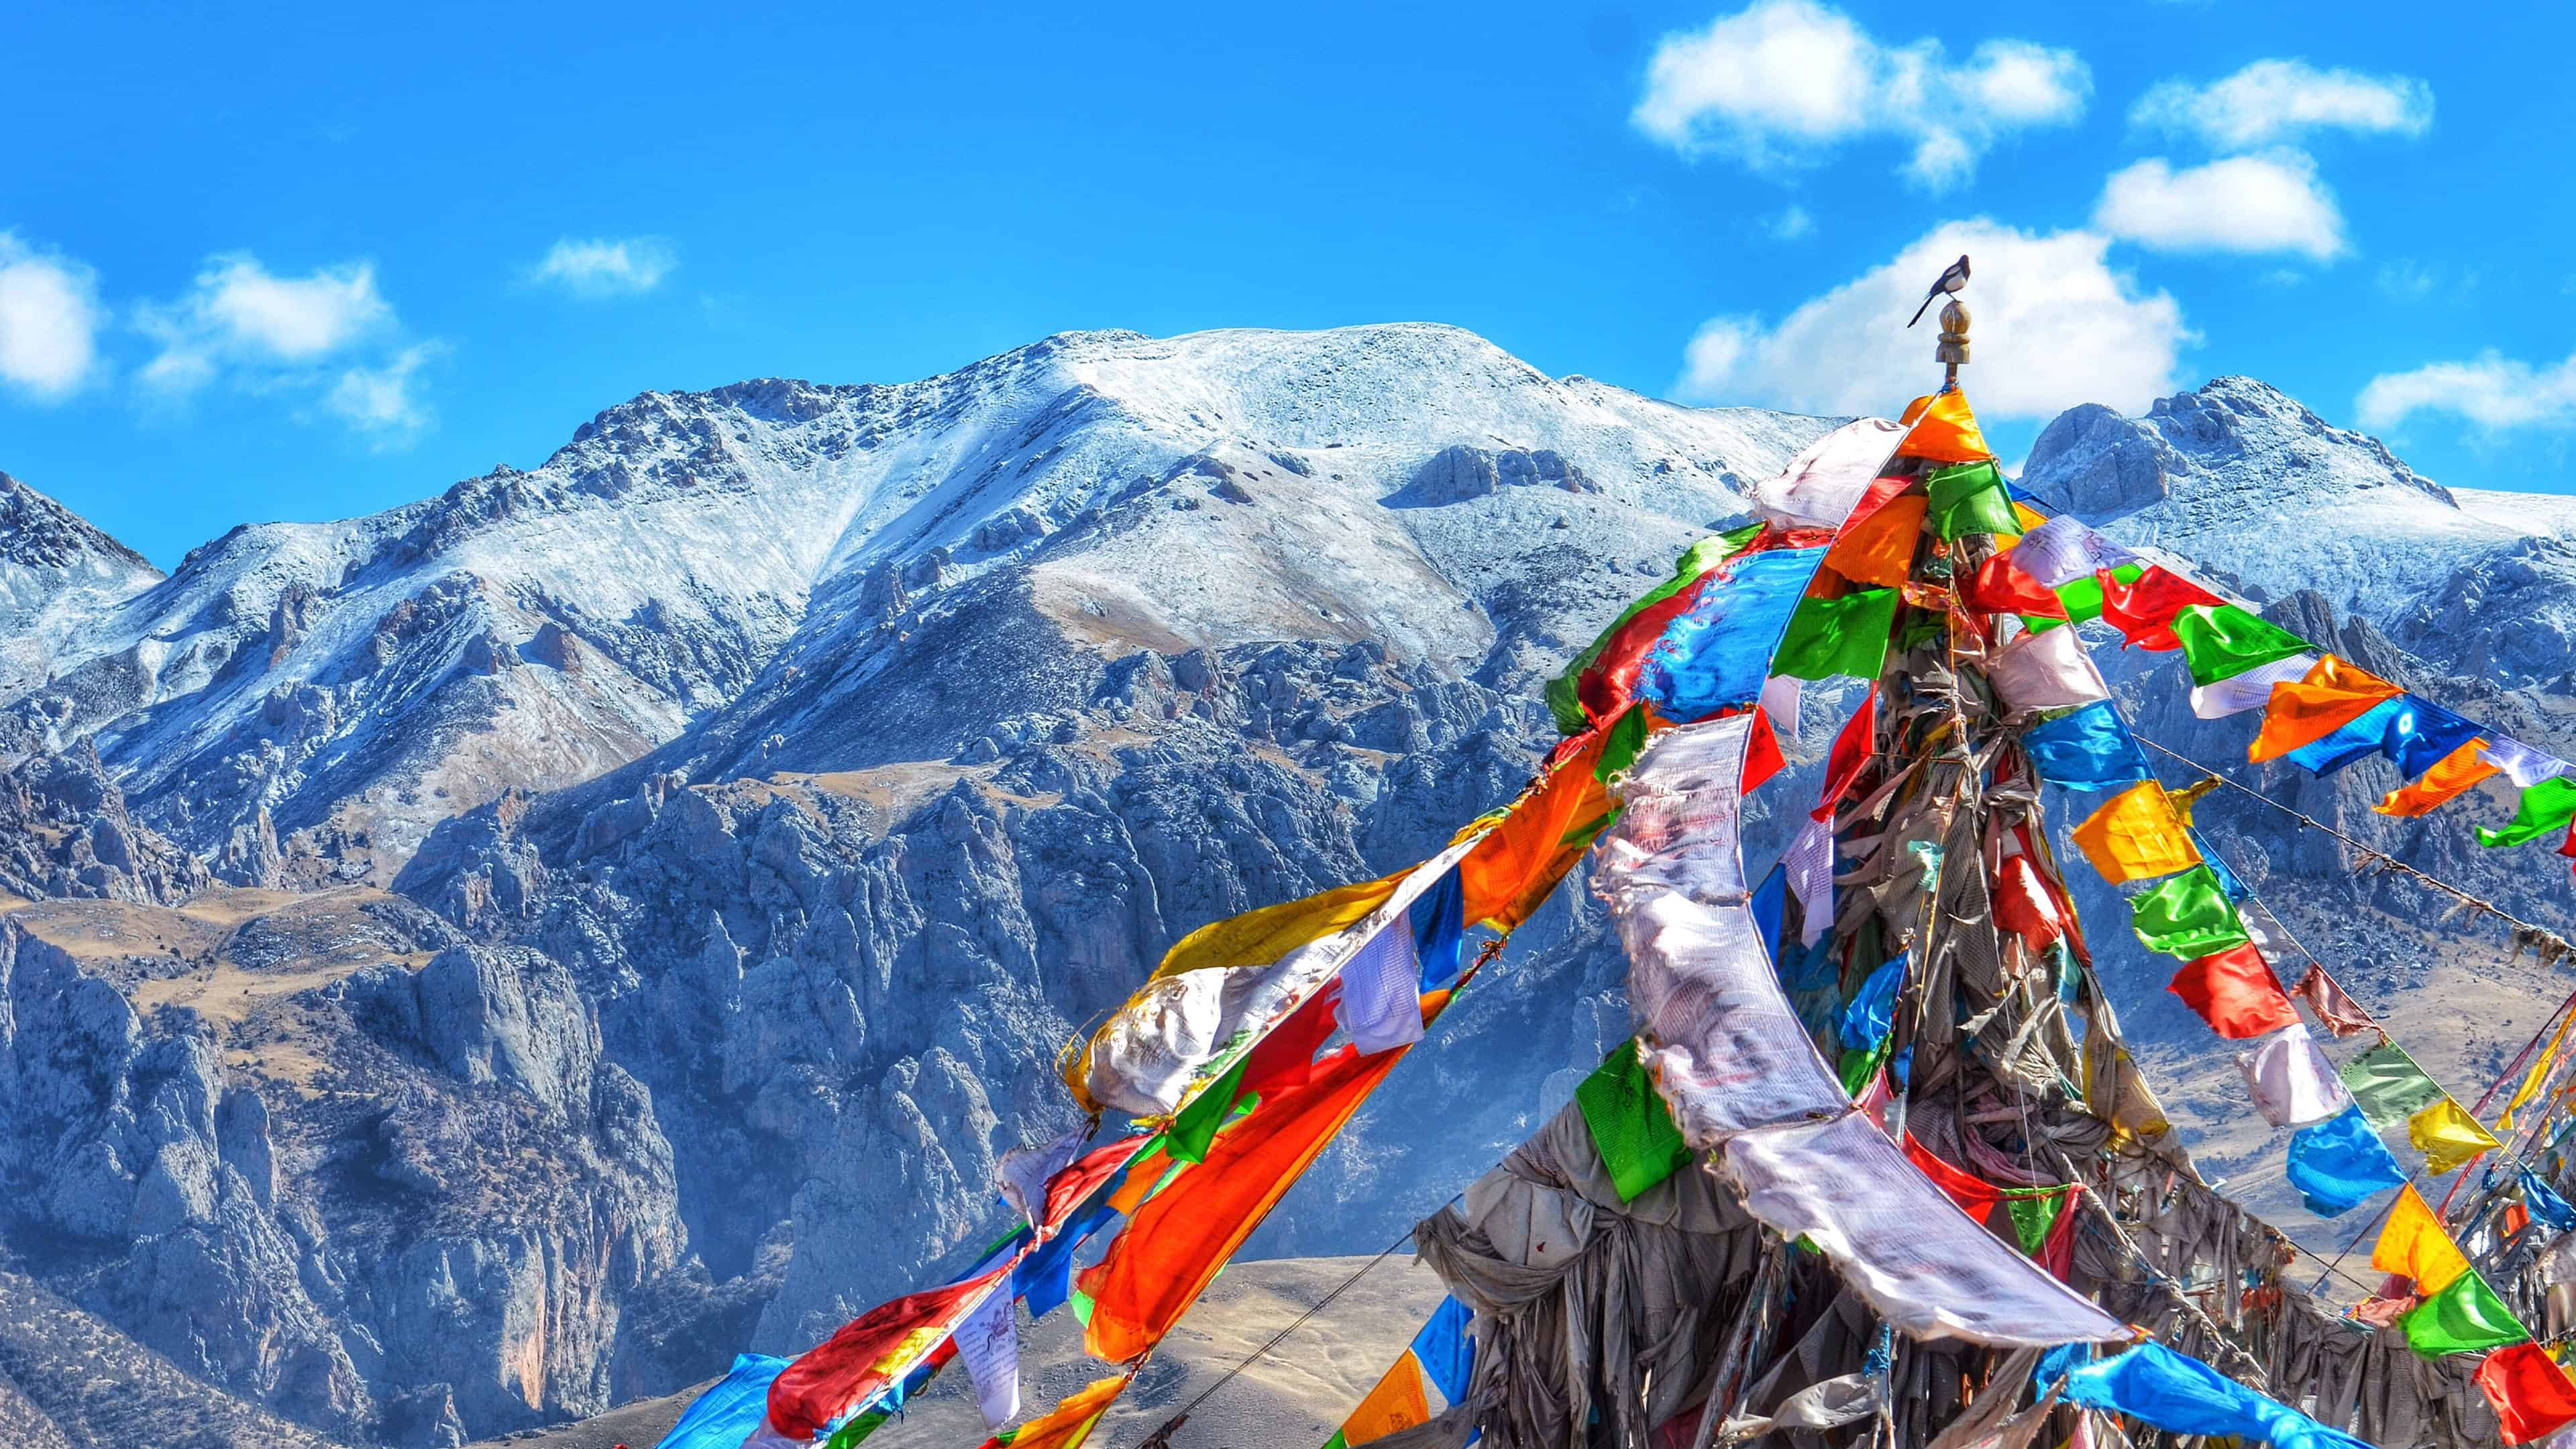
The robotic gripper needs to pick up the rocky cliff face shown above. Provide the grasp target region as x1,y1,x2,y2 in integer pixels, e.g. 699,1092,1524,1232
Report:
5,339,2575,1448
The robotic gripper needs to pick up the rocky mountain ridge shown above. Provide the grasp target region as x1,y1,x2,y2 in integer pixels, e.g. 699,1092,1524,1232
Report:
3,328,2574,1448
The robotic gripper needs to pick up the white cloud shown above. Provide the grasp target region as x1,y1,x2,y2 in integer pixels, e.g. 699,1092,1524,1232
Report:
138,254,393,392
133,252,435,444
1765,205,1815,240
1673,218,2189,419
2357,351,2576,433
529,236,677,298
325,343,441,445
1633,0,2088,189
2092,152,2344,260
2132,59,2432,150
0,233,105,399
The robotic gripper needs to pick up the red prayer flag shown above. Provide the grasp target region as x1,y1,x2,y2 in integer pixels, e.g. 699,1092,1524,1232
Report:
767,1270,1008,1440
1994,855,2064,950
1902,1134,2000,1218
1841,474,1914,531
2097,566,2222,651
1240,983,1341,1098
1968,553,2067,619
2479,1342,2576,1444
1741,704,1786,793
1575,576,1713,728
1813,690,1878,822
2167,943,2300,1038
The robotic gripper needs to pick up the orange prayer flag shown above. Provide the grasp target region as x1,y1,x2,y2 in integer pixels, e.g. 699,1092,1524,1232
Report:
2477,1342,2576,1444
1081,1038,1409,1363
1340,1350,1434,1446
2249,656,2401,762
1821,494,1927,588
1897,389,1992,464
2377,738,2502,816
982,1373,1130,1449
2068,780,2200,883
2371,1185,2471,1295
1457,728,1611,930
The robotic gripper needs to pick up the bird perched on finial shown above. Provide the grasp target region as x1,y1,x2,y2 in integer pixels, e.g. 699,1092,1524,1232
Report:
1907,254,1970,327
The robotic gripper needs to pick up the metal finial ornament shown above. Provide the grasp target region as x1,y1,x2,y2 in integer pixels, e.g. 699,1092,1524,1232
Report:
1938,297,1970,390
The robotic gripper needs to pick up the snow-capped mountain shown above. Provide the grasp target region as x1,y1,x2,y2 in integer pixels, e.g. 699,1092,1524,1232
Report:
5,325,1821,885
7,331,2576,1449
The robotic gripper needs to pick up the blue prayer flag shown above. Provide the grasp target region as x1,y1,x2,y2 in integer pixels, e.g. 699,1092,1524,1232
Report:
2287,694,2481,777
2023,702,2153,791
2047,1341,2370,1449
2286,1104,2406,1217
2524,1169,2576,1232
2193,833,2248,901
654,1354,790,1449
1750,863,1787,963
1016,1202,1116,1320
1838,953,1907,1051
1640,547,1828,722
1409,1295,1477,1406
1410,869,1466,989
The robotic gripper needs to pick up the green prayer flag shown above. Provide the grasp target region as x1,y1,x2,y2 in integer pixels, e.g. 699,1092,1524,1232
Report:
2400,1270,2530,1357
826,1409,891,1447
1574,1039,1695,1201
2168,604,2312,688
1772,587,1900,682
2049,564,2146,626
1166,1057,1249,1163
1595,704,1650,784
1837,1036,1890,1097
1321,1433,1350,1449
2126,866,2251,959
2004,1190,2065,1256
1546,525,1766,733
2479,777,2576,848
2340,1042,2447,1129
1923,461,2020,539
1069,1286,1095,1325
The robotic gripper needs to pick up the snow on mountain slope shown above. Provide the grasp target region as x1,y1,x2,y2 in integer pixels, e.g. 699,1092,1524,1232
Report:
2023,376,2576,684
7,325,1827,883
0,473,163,706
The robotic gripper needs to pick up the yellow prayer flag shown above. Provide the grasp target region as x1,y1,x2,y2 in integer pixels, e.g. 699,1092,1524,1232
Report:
2069,781,2202,884
2168,777,2223,828
2410,1097,2503,1177
991,1374,1130,1449
2503,1008,2576,1133
1340,1350,1433,1446
2012,501,2049,532
1152,869,1409,981
2371,1185,2471,1295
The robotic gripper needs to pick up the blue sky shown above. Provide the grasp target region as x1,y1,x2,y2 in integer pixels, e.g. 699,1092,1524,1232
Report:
3,1,2571,567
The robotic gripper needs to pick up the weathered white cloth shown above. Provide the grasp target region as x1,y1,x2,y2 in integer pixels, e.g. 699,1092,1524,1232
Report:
2485,735,2573,789
1784,818,1835,947
952,1269,1020,1428
1761,674,1801,738
1986,626,2112,712
2188,653,2315,719
2236,1023,2352,1128
1753,417,1909,529
1340,906,1426,1055
995,1126,1085,1231
1720,1112,2129,1346
2011,515,2138,588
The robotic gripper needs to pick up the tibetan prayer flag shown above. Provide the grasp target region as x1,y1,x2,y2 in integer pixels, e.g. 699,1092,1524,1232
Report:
2013,514,2138,588
1772,587,1900,682
2023,701,2152,791
1017,1203,1114,1320
2293,967,2376,1038
1641,547,1831,720
1165,1057,1250,1164
2129,866,2247,958
982,1373,1128,1449
2523,1169,2576,1232
1409,1297,1475,1407
1839,954,1908,1051
1903,1134,2000,1218
2049,564,2146,628
2249,657,2403,762
2341,1042,2446,1129
1741,704,1786,792
2236,1023,2351,1128
2096,567,2224,651
2502,1010,2576,1132
1082,1040,1407,1364
2169,604,2312,687
658,1354,790,1449
2477,1342,2576,1444
1458,728,1607,930
2004,1190,2068,1256
1823,493,1925,588
1994,855,2065,950
1574,1039,1695,1201
1988,624,2112,711
2488,737,2574,789
1897,388,1991,464
2166,943,2297,1038
767,1270,1009,1441
1813,691,1878,820
2371,1186,2471,1295
2286,1105,2406,1217
1409,873,1465,991
1968,550,2065,618
2192,653,2316,720
2287,694,2479,777
2072,782,2200,883
2480,777,2576,849
1332,1352,1431,1446
2045,1340,2370,1449
1925,460,2020,539
1548,527,1762,733
1240,985,1340,1098
2379,738,2500,817
1152,870,1405,983
2400,1270,2530,1357
2408,1097,2501,1175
